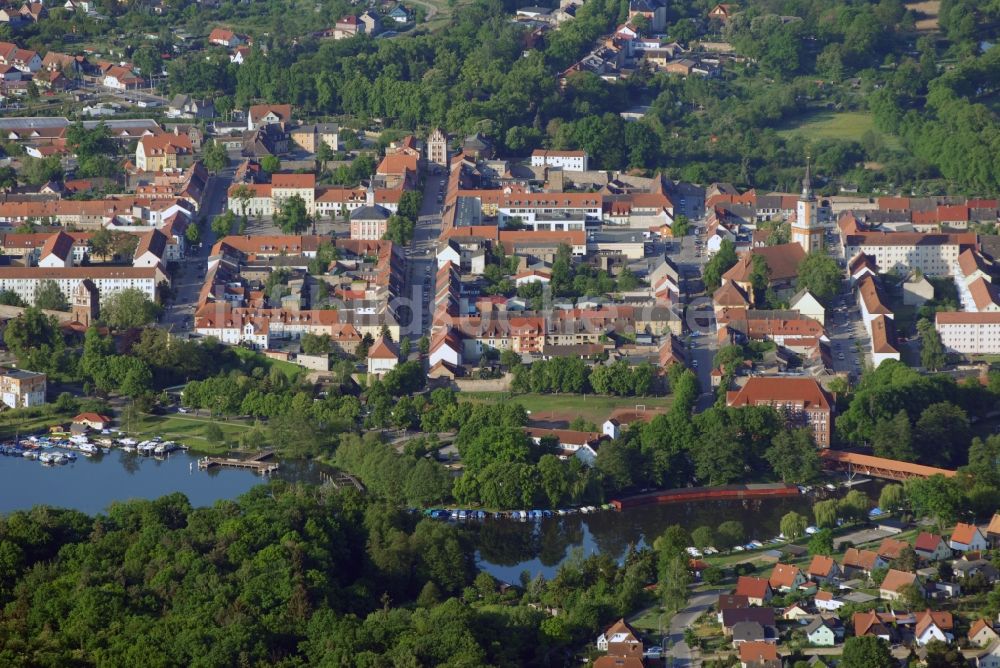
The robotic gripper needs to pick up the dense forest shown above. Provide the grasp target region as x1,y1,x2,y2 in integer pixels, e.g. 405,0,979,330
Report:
0,484,657,666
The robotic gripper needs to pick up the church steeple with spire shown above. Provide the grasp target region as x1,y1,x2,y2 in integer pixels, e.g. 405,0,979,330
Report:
791,158,823,253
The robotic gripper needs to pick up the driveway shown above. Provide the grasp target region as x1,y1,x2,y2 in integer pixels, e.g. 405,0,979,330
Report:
667,587,727,667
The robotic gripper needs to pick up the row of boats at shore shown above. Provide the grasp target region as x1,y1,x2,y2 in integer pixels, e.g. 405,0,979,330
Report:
0,434,187,465
420,504,616,522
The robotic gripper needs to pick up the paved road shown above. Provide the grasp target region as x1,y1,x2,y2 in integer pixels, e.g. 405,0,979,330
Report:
403,172,445,340
161,159,238,334
666,587,728,667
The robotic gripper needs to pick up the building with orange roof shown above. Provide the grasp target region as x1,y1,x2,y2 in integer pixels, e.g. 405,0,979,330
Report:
0,265,166,308
738,641,779,668
843,229,978,276
136,133,194,172
950,523,988,552
970,619,1000,647
914,532,951,561
936,311,1000,355
879,569,919,601
734,576,772,606
807,555,840,583
596,618,643,659
767,563,806,592
915,609,953,646
37,230,75,268
247,104,292,130
841,548,886,576
209,28,243,48
726,377,833,446
271,172,317,215
853,610,892,640
876,537,909,561
366,336,399,377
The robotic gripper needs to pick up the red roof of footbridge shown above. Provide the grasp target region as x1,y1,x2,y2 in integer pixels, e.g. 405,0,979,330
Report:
819,450,956,478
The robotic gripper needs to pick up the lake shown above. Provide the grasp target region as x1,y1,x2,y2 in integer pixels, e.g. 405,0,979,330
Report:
0,450,881,581
0,449,328,516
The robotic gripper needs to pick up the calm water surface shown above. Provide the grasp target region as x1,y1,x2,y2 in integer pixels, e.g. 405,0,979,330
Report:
0,451,880,581
0,449,327,516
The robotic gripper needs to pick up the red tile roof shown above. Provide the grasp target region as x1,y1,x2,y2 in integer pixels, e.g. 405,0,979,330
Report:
735,576,770,600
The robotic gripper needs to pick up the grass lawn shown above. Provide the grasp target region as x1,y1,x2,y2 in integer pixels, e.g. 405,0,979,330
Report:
0,409,79,439
777,110,901,150
129,414,252,454
232,347,304,381
459,392,673,422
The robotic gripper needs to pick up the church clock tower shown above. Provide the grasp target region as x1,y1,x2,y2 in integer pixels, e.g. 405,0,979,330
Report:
791,160,823,253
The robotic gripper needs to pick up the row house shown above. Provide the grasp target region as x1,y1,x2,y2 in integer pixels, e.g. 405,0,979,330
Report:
856,273,901,366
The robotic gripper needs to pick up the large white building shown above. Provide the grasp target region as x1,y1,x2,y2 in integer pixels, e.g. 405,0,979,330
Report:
530,149,589,172
936,311,1000,355
497,192,601,232
0,266,166,306
843,231,978,277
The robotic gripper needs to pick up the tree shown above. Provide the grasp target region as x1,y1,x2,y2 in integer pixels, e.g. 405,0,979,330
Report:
261,155,281,174
878,484,906,513
301,333,331,356
21,156,62,186
101,288,161,329
813,499,839,529
914,401,969,467
703,240,738,292
765,429,821,483
796,252,842,304
780,511,808,541
202,140,230,173
203,423,224,444
275,195,311,233
807,529,834,555
872,410,914,461
905,474,964,529
0,290,25,307
838,490,870,524
660,555,691,613
400,337,411,359
383,214,415,245
34,280,68,311
212,210,236,238
716,520,745,551
691,526,715,551
918,318,947,371
185,223,201,245
316,142,335,171
230,184,254,218
841,636,895,668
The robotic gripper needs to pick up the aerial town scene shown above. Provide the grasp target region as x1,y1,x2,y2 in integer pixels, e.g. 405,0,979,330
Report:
1,0,1000,665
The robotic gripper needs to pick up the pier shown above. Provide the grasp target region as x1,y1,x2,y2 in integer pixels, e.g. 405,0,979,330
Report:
198,450,279,475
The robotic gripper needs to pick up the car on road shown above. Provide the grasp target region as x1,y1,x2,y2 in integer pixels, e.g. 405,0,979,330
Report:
838,353,845,360
691,359,699,368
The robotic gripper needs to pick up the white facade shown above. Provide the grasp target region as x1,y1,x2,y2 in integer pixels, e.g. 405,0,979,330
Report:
936,312,1000,355
429,340,461,368
916,624,952,647
0,268,162,306
367,355,398,377
530,150,589,172
844,239,969,276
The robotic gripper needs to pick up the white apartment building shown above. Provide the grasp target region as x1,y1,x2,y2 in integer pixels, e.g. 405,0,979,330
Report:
0,266,165,306
227,183,274,217
843,232,978,277
497,192,601,232
271,173,317,216
936,311,1000,355
530,149,589,172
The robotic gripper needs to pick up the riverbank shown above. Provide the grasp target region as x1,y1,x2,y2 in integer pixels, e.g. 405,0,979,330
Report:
129,413,253,455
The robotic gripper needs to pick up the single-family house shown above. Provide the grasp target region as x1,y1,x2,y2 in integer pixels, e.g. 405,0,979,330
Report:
731,621,776,646
915,532,952,562
805,617,841,647
734,576,772,606
807,555,841,584
880,569,919,601
954,558,1000,581
842,548,886,577
814,590,844,612
915,609,954,646
987,514,1000,548
595,618,643,659
783,603,811,621
739,641,780,668
877,537,910,562
717,594,749,623
971,619,1000,648
853,610,892,641
769,563,806,593
208,28,243,48
951,523,989,552
722,608,776,636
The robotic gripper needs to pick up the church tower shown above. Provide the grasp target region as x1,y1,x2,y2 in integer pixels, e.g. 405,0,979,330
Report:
791,160,823,253
72,279,99,328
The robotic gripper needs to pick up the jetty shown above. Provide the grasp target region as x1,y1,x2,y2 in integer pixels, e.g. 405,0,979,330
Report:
198,450,279,475
611,483,800,510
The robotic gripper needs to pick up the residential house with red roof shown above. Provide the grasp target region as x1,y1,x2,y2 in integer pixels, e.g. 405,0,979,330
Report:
734,576,772,606
209,28,244,48
880,569,919,601
987,514,1000,548
951,523,988,552
914,532,951,562
853,610,892,641
841,548,886,577
915,609,954,646
738,641,779,668
807,555,841,584
970,619,1000,647
136,133,194,172
768,563,806,592
366,336,399,377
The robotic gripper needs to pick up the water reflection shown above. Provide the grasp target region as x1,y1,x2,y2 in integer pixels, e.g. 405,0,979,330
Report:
473,482,885,582
0,449,332,516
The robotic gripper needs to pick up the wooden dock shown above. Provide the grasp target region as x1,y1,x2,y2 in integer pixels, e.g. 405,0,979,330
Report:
198,450,279,475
